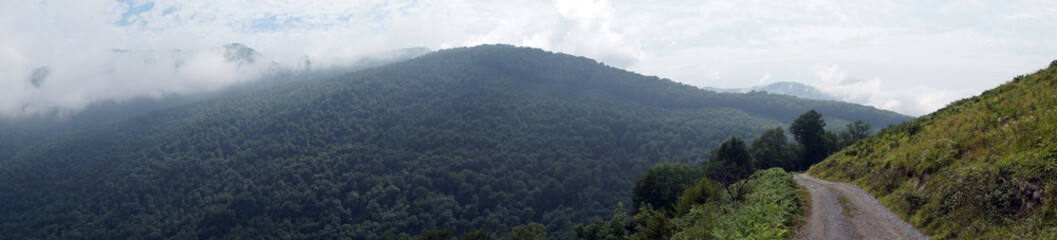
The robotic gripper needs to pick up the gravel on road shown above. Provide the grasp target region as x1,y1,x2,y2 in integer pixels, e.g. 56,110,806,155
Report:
794,174,930,240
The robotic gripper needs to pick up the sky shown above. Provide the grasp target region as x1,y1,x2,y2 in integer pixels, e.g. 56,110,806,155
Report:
2,0,1056,118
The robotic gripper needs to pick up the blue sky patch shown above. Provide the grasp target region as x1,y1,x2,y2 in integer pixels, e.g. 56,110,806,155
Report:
116,1,155,26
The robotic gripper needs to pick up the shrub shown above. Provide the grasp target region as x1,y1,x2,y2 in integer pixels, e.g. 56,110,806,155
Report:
675,178,725,216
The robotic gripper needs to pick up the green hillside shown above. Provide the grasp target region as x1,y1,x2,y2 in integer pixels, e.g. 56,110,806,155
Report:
810,61,1057,238
0,45,907,239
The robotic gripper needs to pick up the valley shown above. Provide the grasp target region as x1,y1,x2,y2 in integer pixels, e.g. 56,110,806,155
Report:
0,45,907,239
3,45,1054,240
5,1,1056,239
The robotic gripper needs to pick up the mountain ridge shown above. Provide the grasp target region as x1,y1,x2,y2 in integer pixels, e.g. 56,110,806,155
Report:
0,44,910,239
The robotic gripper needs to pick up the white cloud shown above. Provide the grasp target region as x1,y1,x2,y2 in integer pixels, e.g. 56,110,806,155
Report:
814,65,895,112
757,73,771,85
541,0,644,67
812,64,974,116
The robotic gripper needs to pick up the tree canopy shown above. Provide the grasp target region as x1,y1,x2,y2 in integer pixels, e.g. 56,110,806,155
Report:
790,110,828,171
703,136,755,202
631,162,703,214
0,45,907,239
704,136,754,185
838,120,872,147
750,127,796,170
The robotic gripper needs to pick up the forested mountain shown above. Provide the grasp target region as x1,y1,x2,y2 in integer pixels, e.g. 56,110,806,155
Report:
810,61,1057,239
0,44,908,239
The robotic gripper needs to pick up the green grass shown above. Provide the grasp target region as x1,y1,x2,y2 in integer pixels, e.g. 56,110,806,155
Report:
671,168,806,239
581,168,807,240
809,61,1057,239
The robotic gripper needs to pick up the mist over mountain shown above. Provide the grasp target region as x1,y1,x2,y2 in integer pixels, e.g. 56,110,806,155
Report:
0,45,908,239
704,81,839,102
5,1,1056,238
3,43,429,119
0,45,431,161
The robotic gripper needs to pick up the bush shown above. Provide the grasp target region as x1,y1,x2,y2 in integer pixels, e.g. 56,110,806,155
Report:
632,162,703,214
579,168,806,240
711,168,803,239
675,178,725,216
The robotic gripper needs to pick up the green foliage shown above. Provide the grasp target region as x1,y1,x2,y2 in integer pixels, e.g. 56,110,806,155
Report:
809,61,1057,239
575,204,680,240
580,168,805,240
573,205,634,240
790,110,833,171
675,178,724,216
633,205,680,240
457,229,494,240
501,223,546,240
668,203,722,240
709,168,804,239
419,229,455,240
413,228,496,240
705,136,756,203
838,120,871,148
632,162,703,214
750,127,796,171
0,45,906,239
704,137,754,185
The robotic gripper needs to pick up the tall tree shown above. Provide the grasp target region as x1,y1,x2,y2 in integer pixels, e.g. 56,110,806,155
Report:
631,162,703,214
790,110,827,171
703,136,754,202
751,127,795,170
824,130,840,156
838,120,872,148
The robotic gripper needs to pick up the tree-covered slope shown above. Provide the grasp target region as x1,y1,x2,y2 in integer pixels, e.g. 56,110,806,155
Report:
0,44,907,239
809,61,1057,239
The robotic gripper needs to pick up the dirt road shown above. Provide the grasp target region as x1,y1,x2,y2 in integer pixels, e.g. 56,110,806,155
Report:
793,174,929,240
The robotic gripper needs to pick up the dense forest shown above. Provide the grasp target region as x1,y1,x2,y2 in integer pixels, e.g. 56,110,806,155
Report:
810,61,1057,238
0,45,909,239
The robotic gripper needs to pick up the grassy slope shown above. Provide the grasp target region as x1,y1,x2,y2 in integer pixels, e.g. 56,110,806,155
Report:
809,61,1057,239
669,168,805,240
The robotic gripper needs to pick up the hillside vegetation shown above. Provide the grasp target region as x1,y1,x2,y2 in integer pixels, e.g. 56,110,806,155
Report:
575,168,805,240
0,45,906,239
810,61,1057,238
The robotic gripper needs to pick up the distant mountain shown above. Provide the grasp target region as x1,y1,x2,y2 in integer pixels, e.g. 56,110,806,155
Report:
809,61,1057,238
704,81,838,101
0,45,909,239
